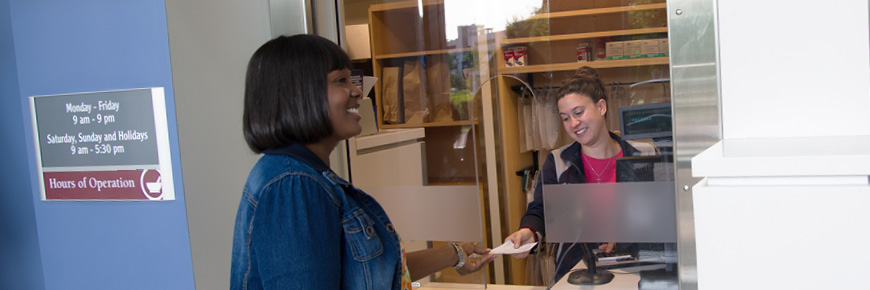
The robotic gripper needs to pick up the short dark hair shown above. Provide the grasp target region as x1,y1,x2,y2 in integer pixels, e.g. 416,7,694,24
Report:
556,66,606,103
242,34,352,153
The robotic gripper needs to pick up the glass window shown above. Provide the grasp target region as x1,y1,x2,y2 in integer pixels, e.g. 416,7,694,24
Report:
343,0,675,287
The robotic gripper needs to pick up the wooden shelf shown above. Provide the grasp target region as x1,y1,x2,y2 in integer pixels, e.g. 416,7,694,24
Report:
381,120,475,129
426,180,478,186
369,0,442,12
526,3,667,20
373,47,473,60
499,57,669,74
501,27,668,45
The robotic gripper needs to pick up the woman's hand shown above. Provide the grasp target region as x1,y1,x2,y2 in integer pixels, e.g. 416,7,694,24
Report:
598,242,615,253
504,228,536,258
455,243,496,276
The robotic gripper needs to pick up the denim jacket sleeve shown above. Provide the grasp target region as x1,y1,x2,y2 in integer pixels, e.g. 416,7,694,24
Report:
250,173,342,289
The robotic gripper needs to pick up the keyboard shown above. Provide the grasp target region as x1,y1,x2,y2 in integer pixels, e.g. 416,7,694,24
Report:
594,251,635,262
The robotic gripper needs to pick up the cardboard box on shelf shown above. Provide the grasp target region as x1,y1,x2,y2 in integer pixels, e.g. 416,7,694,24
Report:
503,47,515,67
625,40,644,59
606,41,626,60
642,39,661,58
513,46,527,66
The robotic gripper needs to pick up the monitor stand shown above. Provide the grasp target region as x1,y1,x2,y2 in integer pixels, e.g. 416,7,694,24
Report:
566,243,614,285
566,268,615,285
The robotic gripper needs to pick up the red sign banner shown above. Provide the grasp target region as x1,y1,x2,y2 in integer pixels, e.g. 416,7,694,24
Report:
43,170,165,200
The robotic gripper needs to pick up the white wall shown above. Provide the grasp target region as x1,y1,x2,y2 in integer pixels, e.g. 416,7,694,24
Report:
164,1,270,288
691,1,870,288
718,0,870,139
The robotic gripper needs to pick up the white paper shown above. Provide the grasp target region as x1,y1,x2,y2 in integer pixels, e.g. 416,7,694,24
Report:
489,240,537,255
363,76,378,99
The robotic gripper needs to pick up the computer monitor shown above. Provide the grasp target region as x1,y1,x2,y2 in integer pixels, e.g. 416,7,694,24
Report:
616,155,673,182
618,102,673,141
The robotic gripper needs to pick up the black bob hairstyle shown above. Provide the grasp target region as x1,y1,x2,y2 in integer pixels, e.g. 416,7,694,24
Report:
242,34,352,153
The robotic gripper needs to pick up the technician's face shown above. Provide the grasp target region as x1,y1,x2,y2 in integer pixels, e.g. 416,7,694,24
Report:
558,93,607,146
326,68,363,141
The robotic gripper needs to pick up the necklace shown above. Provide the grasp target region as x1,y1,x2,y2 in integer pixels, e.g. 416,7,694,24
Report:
584,155,613,183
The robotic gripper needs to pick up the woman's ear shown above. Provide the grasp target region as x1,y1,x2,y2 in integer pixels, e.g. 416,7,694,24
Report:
597,99,607,116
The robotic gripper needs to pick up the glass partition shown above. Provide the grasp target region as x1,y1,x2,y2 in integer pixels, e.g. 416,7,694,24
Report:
543,182,678,287
347,0,500,287
343,0,675,287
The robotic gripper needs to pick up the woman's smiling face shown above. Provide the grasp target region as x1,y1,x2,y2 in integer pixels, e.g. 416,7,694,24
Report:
325,68,363,141
558,92,608,146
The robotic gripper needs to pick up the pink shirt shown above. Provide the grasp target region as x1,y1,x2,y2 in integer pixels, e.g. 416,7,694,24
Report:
581,150,623,183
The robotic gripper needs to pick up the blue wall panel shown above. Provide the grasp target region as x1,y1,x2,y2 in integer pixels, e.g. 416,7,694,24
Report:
7,0,195,289
1,0,45,289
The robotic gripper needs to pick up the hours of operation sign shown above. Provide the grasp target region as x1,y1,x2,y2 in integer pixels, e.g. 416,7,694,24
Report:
30,88,175,200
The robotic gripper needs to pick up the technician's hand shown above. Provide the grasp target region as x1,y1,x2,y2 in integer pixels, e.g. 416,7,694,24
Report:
455,243,496,276
505,228,536,258
599,242,615,253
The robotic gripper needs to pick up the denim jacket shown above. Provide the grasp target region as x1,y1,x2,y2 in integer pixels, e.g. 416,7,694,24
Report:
231,142,403,290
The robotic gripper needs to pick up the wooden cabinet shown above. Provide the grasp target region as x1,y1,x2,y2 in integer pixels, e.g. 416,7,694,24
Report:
368,0,481,185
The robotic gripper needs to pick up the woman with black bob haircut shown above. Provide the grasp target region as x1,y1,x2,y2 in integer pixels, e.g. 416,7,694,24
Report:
242,33,346,151
231,34,495,290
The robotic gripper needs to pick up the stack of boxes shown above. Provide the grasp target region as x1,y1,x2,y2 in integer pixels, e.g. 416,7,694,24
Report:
502,38,668,68
606,38,668,60
504,46,528,67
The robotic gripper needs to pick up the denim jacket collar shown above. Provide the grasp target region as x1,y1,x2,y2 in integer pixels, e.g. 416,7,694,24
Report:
263,142,351,187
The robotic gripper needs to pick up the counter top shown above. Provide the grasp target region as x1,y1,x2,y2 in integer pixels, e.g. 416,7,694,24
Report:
354,128,425,150
691,136,870,183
